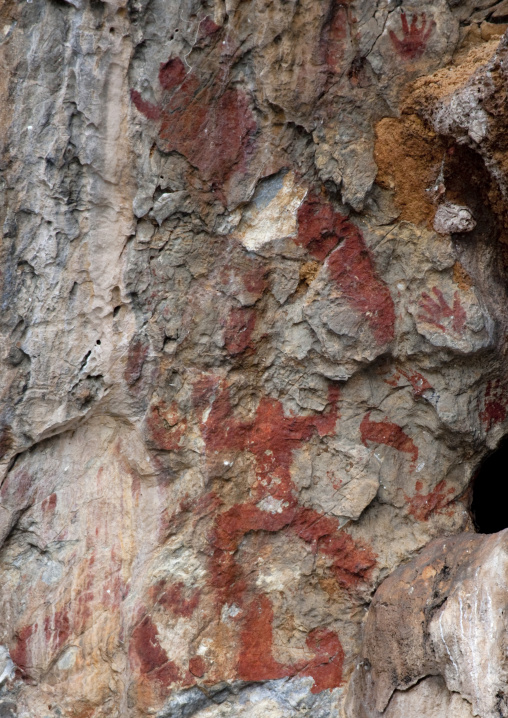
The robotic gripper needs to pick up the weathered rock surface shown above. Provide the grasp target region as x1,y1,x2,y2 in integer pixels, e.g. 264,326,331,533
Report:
1,0,508,716
345,530,508,718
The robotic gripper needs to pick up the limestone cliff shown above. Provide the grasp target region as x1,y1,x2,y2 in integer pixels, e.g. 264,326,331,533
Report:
1,0,508,716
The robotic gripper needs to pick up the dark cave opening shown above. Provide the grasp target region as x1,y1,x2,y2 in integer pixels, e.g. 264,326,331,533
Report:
471,438,508,533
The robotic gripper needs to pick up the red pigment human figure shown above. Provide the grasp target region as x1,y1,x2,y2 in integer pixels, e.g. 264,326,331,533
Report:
131,57,256,196
389,11,435,61
417,287,466,334
193,378,375,688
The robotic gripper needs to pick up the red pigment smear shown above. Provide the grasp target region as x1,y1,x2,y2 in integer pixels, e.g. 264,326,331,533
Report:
223,308,257,355
10,624,37,671
295,195,396,345
1,469,32,506
327,224,395,346
389,11,435,61
124,338,149,385
241,264,268,298
130,615,181,686
189,656,207,678
406,480,456,521
41,492,57,516
417,287,466,334
398,367,433,398
480,379,507,430
131,56,256,194
303,627,344,693
291,507,376,589
360,412,418,465
295,194,346,260
73,556,96,635
150,580,200,618
219,260,268,303
146,401,187,451
0,425,12,460
197,15,221,40
321,2,349,72
158,56,188,91
44,606,70,653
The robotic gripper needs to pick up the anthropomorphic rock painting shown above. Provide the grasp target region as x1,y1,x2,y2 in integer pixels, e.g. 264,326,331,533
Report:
1,1,508,717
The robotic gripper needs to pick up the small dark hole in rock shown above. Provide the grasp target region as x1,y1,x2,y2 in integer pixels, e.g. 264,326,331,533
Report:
471,438,508,533
96,339,101,345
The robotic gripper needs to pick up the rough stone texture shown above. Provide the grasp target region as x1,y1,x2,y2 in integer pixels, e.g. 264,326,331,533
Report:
1,0,508,716
345,530,508,718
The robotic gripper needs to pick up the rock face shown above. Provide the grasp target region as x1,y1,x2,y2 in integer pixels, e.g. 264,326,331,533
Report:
1,0,508,716
345,530,508,718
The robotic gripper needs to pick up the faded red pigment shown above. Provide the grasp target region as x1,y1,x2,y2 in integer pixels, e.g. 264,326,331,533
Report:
294,194,396,345
146,401,187,451
418,287,467,334
131,57,256,194
360,412,418,465
150,579,200,619
219,255,268,301
480,379,508,430
398,367,433,398
193,378,375,690
124,338,149,386
44,607,71,653
10,624,36,673
188,655,207,678
320,2,349,73
41,491,57,516
406,480,456,522
197,15,221,41
223,307,257,355
384,366,433,398
389,11,435,60
130,615,181,687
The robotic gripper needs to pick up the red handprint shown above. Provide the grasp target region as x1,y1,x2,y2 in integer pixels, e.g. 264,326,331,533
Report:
389,11,435,61
417,286,466,334
131,57,256,195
